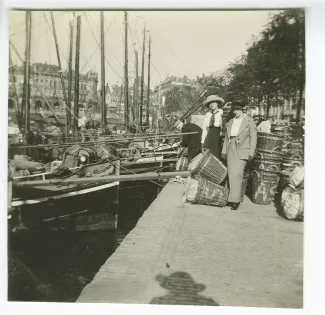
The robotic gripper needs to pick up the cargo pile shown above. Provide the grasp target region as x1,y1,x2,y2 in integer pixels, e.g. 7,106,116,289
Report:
246,120,304,221
183,148,228,207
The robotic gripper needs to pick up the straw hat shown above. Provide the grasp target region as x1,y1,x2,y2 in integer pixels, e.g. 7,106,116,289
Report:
202,95,225,107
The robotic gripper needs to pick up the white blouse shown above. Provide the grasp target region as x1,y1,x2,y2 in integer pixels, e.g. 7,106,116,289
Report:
201,109,223,144
230,114,246,136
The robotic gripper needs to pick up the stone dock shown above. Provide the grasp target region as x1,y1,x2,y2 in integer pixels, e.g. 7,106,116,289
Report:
77,181,303,308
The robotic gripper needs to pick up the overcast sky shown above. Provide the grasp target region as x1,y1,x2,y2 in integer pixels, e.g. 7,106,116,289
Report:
9,10,279,88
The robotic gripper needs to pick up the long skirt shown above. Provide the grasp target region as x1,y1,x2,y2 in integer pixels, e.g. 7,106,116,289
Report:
227,137,247,203
203,126,221,159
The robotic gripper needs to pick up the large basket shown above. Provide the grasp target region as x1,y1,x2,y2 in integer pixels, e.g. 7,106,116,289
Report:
253,158,282,172
184,175,229,207
283,152,304,164
257,133,284,151
251,168,280,205
255,148,284,161
188,148,227,185
281,160,303,173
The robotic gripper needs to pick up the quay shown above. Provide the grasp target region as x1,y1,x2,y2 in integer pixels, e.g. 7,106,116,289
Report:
77,180,303,308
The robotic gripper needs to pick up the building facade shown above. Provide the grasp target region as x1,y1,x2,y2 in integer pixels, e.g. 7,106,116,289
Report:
8,63,98,117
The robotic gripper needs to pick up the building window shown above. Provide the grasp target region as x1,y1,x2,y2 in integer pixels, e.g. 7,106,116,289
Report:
41,79,44,83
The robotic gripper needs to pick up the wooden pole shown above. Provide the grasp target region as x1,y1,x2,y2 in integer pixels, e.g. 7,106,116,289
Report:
23,11,32,134
9,131,198,149
140,24,146,130
74,15,81,136
100,12,106,130
124,11,129,131
133,49,139,126
67,14,74,138
15,171,190,187
9,47,21,130
146,36,151,127
10,41,64,131
50,12,69,138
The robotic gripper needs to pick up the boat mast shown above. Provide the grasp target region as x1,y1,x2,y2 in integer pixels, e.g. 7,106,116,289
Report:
146,35,151,128
67,13,74,137
23,11,32,135
9,47,21,130
100,11,106,131
133,49,139,127
50,12,69,138
124,11,129,131
140,24,146,130
74,15,81,136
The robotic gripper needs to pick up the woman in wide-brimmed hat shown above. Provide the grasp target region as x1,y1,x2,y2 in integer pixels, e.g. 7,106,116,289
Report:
201,95,225,159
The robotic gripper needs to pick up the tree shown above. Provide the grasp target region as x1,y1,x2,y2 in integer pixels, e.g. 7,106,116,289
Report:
222,9,305,120
163,85,199,115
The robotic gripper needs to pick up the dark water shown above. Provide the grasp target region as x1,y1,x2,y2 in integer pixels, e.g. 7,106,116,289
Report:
8,181,162,302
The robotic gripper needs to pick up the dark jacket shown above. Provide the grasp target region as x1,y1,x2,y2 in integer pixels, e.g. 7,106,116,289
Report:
180,123,202,161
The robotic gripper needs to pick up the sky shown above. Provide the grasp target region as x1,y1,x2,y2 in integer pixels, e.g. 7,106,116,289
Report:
9,10,279,88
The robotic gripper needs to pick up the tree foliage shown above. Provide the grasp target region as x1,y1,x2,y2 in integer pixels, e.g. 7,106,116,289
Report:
193,9,305,121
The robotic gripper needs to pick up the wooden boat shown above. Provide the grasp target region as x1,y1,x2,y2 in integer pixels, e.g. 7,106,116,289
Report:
10,157,120,233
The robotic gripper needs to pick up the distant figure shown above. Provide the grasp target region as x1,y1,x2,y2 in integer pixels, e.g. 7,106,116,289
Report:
173,119,202,163
253,115,263,126
292,116,305,140
201,95,225,159
257,117,273,133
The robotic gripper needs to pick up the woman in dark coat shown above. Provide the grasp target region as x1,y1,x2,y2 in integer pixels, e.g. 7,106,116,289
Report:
201,95,225,159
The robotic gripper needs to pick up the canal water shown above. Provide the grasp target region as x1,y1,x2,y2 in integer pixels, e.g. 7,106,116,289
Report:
8,180,163,302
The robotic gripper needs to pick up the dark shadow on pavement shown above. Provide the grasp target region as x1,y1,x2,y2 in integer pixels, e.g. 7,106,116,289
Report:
150,271,219,306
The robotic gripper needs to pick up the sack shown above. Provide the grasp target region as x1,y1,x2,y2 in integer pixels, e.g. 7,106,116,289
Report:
188,148,227,185
289,166,304,188
184,176,228,207
61,145,82,168
176,156,189,171
281,186,304,221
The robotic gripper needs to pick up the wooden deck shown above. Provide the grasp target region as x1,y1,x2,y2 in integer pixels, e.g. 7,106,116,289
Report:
77,180,303,308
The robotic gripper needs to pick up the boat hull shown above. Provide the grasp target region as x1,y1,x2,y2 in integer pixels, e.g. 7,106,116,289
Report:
10,182,119,232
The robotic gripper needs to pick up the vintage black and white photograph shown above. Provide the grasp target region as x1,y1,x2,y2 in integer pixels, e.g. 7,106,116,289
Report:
6,8,305,308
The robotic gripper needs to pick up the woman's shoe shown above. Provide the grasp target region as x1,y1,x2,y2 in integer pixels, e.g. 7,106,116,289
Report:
226,202,233,207
231,203,240,210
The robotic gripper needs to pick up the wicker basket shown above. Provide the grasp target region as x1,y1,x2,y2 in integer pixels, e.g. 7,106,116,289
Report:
281,160,303,173
255,148,284,161
184,175,229,207
257,133,284,151
283,152,304,163
251,168,280,205
252,158,282,172
188,148,227,185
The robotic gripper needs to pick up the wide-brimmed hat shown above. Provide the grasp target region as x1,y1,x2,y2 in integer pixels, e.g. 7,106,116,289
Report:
203,95,225,107
173,119,183,129
231,100,246,111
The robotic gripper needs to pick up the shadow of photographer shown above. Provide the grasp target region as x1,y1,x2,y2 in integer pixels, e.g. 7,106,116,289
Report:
150,271,219,306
